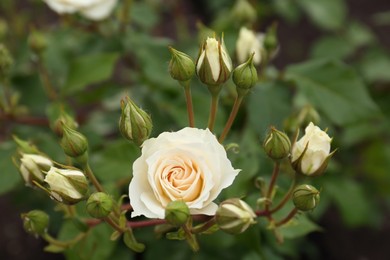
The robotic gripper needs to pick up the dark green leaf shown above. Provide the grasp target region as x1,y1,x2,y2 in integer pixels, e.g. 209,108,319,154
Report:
0,142,21,195
279,214,322,239
286,59,380,125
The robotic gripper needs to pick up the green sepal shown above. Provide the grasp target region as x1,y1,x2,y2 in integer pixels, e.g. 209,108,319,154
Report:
123,230,145,253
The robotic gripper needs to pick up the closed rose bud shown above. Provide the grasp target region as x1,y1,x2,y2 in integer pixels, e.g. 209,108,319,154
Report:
216,198,256,235
60,123,88,158
263,127,291,160
291,122,335,176
196,36,232,86
165,200,190,226
44,167,88,205
230,0,257,25
51,111,79,138
18,154,53,186
28,31,48,54
87,192,114,219
292,184,320,211
264,23,278,53
119,96,152,146
168,47,195,83
232,52,258,96
21,210,49,236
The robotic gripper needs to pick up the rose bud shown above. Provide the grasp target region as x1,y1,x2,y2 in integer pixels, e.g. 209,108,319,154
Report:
291,122,336,176
232,52,258,97
28,31,48,54
230,0,257,25
51,111,79,138
86,192,114,219
216,198,256,235
119,96,152,146
168,47,195,83
292,184,320,211
18,154,53,186
236,27,264,65
44,167,88,205
263,127,291,161
60,123,88,159
263,23,278,55
196,36,233,86
165,200,190,226
21,210,49,236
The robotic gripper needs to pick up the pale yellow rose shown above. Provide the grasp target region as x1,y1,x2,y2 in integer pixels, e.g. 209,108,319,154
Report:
129,127,240,219
291,122,332,175
43,0,118,20
236,27,264,65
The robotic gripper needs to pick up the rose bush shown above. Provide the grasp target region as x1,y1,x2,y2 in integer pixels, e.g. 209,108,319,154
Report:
43,0,118,20
291,122,332,175
129,127,240,219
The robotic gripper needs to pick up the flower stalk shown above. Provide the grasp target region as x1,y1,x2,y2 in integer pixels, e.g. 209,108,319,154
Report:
218,94,244,143
183,81,195,127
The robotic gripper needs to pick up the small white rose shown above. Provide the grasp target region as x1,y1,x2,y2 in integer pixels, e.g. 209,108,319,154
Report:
43,0,118,21
19,154,53,185
129,127,240,219
236,27,264,65
291,122,332,175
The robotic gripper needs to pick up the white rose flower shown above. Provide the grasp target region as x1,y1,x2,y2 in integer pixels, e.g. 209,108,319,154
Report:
291,122,333,175
129,127,240,219
43,0,118,21
236,27,264,65
196,37,233,86
19,154,53,185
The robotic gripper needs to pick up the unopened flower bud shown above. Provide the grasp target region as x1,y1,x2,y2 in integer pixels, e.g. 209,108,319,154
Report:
44,167,88,205
168,47,195,83
86,192,114,219
236,27,264,65
292,184,320,211
230,0,257,25
28,31,48,54
263,127,291,160
21,210,49,236
232,53,258,96
0,44,13,80
196,36,232,86
165,200,190,226
264,23,278,53
52,112,79,137
119,96,152,146
60,123,88,158
18,154,53,186
216,198,256,235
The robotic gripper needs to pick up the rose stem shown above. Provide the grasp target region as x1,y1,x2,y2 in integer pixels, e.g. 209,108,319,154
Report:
218,94,244,143
207,85,222,131
119,0,133,33
36,53,58,101
269,176,297,214
265,162,280,212
183,81,195,127
42,232,87,248
84,163,105,193
104,216,125,233
275,207,298,227
191,216,216,234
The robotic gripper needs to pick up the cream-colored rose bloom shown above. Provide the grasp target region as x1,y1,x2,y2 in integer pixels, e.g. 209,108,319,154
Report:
43,0,118,20
291,122,331,175
236,27,264,65
129,127,240,219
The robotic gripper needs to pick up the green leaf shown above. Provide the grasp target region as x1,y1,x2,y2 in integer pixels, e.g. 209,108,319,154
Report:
0,141,21,195
90,140,140,183
44,244,66,253
123,230,145,252
310,36,355,60
358,48,390,83
296,0,347,30
279,214,322,239
63,53,119,95
286,59,380,126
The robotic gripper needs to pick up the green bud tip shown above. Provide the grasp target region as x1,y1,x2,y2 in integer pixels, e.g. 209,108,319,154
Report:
87,192,114,219
21,210,49,236
165,200,190,226
216,198,256,235
52,111,79,138
263,126,291,160
168,46,195,83
60,123,88,158
28,31,48,54
292,184,320,211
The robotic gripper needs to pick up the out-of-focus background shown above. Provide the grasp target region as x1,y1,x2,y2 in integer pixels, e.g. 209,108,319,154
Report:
1,0,390,259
